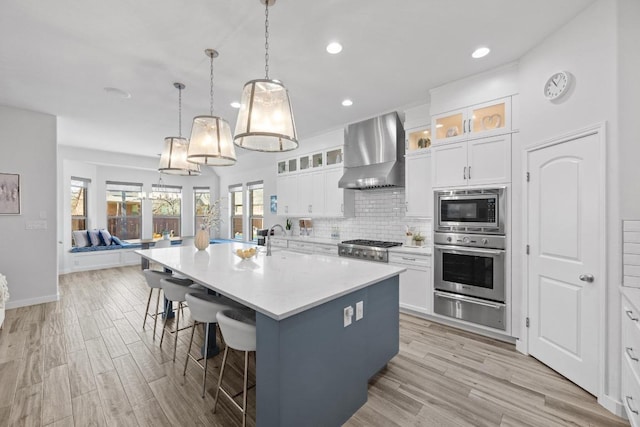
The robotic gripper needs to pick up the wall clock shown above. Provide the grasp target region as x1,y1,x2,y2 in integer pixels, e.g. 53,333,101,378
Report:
543,71,573,100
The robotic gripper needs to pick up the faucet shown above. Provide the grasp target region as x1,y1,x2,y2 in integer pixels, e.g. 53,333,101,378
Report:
266,224,285,256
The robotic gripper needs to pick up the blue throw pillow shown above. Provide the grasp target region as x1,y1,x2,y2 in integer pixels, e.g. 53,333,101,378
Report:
88,229,102,246
100,229,113,246
111,236,124,246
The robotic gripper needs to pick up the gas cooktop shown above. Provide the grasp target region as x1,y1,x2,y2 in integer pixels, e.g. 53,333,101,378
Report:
338,239,402,262
340,239,402,249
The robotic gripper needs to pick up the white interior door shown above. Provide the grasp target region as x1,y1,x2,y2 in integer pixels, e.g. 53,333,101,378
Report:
527,131,601,395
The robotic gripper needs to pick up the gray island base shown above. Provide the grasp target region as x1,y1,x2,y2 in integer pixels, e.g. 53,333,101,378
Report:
257,276,399,426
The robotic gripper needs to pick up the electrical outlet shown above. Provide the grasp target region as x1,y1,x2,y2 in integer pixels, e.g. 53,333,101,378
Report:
356,301,364,321
343,306,353,327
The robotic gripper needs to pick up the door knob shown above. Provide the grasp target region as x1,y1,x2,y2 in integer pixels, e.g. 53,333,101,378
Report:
579,274,594,283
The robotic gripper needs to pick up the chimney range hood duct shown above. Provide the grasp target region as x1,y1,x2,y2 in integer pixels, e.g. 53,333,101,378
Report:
338,112,405,189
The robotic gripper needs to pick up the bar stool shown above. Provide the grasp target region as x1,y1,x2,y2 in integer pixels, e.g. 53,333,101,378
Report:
141,269,172,339
214,309,257,427
183,292,245,398
159,278,204,362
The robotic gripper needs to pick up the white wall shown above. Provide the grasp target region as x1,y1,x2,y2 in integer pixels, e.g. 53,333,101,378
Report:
618,0,640,218
516,0,620,408
0,105,58,309
58,145,220,272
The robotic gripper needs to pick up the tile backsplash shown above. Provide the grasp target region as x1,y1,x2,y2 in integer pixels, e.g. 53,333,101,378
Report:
286,188,431,243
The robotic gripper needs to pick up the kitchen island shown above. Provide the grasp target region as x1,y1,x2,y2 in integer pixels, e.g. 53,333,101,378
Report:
136,242,405,426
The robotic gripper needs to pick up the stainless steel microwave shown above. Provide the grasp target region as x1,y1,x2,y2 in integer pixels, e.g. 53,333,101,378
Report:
434,188,505,234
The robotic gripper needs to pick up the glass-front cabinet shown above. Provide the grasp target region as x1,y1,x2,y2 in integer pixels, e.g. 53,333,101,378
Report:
325,147,343,166
312,152,323,168
406,126,432,153
432,97,511,144
299,155,311,171
277,160,287,174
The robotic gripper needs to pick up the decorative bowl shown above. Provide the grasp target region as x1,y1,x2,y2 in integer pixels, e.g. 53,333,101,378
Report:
233,247,258,260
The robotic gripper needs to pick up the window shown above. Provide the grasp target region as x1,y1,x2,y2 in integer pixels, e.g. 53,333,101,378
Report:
71,177,89,243
106,181,142,240
248,181,264,242
194,187,211,233
151,184,182,237
229,184,243,240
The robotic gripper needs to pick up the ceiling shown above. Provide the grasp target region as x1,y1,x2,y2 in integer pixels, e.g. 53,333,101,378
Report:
0,0,594,159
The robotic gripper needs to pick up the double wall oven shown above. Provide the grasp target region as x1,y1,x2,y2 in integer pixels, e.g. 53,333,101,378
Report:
433,188,507,330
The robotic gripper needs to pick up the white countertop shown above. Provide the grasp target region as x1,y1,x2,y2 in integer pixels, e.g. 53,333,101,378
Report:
272,235,432,255
136,242,405,321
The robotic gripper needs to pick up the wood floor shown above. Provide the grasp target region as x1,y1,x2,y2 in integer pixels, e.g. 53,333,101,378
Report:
0,266,629,427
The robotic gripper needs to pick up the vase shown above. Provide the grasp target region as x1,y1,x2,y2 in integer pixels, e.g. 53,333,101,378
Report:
195,229,210,251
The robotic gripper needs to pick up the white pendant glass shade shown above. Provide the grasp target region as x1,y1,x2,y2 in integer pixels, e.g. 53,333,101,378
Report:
233,79,298,152
187,115,236,166
158,137,201,176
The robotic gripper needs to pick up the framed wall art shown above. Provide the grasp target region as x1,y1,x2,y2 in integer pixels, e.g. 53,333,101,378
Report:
0,173,20,215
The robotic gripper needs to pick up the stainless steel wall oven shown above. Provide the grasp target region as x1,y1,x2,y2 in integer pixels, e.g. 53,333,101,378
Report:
433,188,507,331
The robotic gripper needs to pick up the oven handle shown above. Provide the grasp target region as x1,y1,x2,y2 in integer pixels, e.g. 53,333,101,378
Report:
434,245,505,256
434,291,505,309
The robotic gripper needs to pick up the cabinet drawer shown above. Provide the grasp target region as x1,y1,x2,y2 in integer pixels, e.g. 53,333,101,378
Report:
288,241,314,253
623,356,640,427
269,238,288,248
623,297,640,382
313,243,338,256
388,253,431,268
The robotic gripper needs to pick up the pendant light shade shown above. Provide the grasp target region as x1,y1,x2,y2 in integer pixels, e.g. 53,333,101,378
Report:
158,136,200,175
159,82,201,176
234,79,298,151
187,49,237,166
233,0,298,152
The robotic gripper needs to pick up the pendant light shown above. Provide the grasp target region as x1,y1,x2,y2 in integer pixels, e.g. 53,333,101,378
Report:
187,49,237,166
158,83,201,176
233,0,298,152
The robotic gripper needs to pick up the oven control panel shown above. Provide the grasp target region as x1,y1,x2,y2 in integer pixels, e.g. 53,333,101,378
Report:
434,232,505,250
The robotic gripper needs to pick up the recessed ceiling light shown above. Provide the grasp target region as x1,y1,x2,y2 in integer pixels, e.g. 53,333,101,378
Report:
326,42,343,54
104,87,131,99
342,99,353,107
471,47,490,59
230,101,241,109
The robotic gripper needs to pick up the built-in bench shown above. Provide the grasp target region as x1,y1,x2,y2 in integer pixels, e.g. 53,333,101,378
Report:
65,238,238,273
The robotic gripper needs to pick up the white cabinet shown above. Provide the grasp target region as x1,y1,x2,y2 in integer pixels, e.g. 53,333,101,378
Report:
313,243,339,257
432,97,511,145
268,237,288,248
389,253,432,315
324,168,354,217
276,145,353,218
288,240,314,254
431,134,511,188
277,175,298,215
405,151,432,217
622,289,640,426
285,240,339,256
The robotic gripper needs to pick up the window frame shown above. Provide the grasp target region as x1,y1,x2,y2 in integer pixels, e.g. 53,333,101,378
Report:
151,184,182,237
229,184,243,241
106,181,143,240
70,177,90,244
248,181,264,242
194,187,211,234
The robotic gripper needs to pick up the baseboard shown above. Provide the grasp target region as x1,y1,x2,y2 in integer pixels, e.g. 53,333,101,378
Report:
5,293,59,309
599,393,626,418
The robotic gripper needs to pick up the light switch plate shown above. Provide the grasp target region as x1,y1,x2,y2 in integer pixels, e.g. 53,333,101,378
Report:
356,301,364,321
344,306,353,327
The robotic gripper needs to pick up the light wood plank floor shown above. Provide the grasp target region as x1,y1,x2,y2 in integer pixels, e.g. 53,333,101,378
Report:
0,266,629,426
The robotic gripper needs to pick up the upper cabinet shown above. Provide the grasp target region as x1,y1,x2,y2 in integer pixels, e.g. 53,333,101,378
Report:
431,134,511,188
432,97,512,145
406,125,432,153
405,151,432,217
276,145,353,218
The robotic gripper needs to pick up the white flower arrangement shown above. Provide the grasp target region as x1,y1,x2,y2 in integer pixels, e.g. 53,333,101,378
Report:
0,273,9,307
200,198,224,231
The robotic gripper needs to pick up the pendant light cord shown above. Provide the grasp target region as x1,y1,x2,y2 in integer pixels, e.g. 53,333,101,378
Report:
209,53,214,116
264,0,270,79
178,85,183,138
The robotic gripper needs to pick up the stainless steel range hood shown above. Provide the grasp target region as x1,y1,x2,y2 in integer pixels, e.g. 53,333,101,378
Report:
338,112,405,189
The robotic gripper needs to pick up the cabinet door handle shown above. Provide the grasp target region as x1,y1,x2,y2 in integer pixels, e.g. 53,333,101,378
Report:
401,257,417,261
627,347,639,362
468,118,472,133
627,310,639,321
627,396,639,415
468,166,471,179
463,166,467,180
